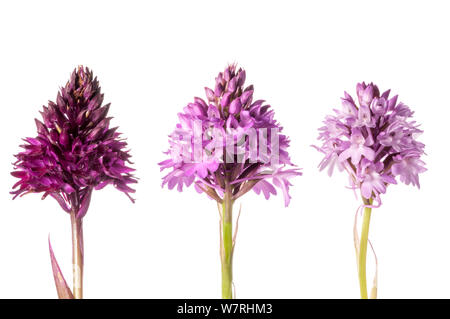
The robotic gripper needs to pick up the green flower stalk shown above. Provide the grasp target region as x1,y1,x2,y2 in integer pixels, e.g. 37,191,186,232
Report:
11,66,137,298
159,64,301,298
314,82,426,298
221,187,234,299
357,198,373,299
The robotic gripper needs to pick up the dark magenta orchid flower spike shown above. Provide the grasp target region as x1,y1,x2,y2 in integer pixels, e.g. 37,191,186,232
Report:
314,82,426,298
11,66,137,298
159,64,301,298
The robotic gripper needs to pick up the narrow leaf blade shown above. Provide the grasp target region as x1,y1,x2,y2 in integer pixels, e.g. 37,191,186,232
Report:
48,235,74,299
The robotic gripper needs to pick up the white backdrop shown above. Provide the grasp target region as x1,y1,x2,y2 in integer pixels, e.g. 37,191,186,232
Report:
0,0,449,298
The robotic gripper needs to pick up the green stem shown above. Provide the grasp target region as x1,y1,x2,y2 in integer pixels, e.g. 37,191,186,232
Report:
221,183,233,299
358,198,372,299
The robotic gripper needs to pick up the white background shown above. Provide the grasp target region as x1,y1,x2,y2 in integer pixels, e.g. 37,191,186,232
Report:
0,0,449,299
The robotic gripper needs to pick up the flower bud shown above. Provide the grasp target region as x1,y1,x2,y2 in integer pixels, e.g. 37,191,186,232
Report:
229,98,242,114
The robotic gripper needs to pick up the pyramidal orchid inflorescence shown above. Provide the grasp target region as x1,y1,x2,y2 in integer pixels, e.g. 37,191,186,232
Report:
11,66,137,299
11,66,137,214
159,64,301,298
314,82,426,299
159,64,301,207
314,82,426,205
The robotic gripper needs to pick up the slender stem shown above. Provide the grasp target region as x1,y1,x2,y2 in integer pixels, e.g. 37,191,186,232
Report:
358,198,372,299
70,210,84,299
221,181,234,299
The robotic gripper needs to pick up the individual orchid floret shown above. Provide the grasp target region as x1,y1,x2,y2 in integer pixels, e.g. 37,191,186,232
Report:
11,66,137,299
314,82,426,299
338,128,375,165
159,64,301,298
